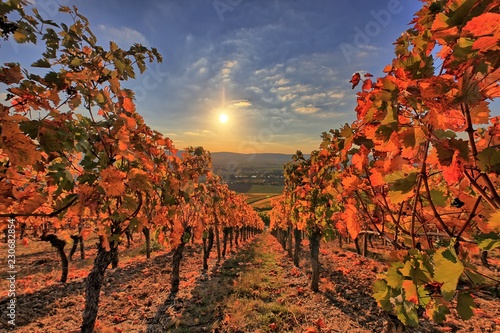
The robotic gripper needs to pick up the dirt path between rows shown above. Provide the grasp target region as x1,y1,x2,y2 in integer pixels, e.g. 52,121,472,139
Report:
2,232,498,333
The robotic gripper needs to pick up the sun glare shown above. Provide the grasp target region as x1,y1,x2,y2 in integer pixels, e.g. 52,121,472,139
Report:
219,113,229,124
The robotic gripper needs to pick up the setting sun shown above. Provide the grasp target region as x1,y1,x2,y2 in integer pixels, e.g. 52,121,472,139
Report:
219,113,229,124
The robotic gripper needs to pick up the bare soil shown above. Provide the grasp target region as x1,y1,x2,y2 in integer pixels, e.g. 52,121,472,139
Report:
0,232,498,333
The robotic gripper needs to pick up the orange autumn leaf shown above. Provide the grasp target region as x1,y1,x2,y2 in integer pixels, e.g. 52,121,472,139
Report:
402,280,419,304
473,36,500,52
0,122,41,167
117,127,131,152
120,113,137,130
442,151,463,185
351,145,369,172
369,169,385,187
463,12,500,36
99,166,127,197
469,101,491,124
122,97,135,112
345,204,360,240
362,78,373,91
377,131,401,152
341,174,361,194
80,228,91,240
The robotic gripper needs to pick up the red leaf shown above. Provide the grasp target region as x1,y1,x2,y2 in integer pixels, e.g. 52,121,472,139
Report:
364,73,373,78
349,73,361,89
362,79,373,91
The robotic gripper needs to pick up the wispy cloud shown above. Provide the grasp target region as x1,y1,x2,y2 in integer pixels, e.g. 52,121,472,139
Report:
294,105,321,114
232,100,252,108
183,131,202,136
97,25,149,48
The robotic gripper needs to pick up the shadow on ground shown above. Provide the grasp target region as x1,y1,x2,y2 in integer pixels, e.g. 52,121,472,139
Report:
147,241,259,333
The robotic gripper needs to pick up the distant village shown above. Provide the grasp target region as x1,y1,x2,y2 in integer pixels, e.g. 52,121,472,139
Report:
210,152,290,193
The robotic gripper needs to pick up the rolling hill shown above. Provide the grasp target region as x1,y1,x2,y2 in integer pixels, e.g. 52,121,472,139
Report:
210,152,296,172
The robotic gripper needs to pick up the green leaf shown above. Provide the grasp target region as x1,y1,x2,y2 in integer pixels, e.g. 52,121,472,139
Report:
433,129,456,140
182,232,191,243
110,41,119,51
454,37,474,60
404,302,419,327
478,237,500,251
386,265,404,288
426,300,450,324
128,217,139,232
434,142,454,166
417,285,431,307
399,260,413,277
429,189,447,207
433,247,464,301
70,57,83,66
32,59,51,68
395,302,419,327
19,120,41,139
414,264,432,284
340,124,353,138
456,292,476,320
115,59,126,73
463,267,484,286
441,249,457,263
449,138,469,161
446,0,476,27
376,124,398,140
477,147,500,174
373,279,392,311
384,172,418,193
44,72,65,89
353,135,374,149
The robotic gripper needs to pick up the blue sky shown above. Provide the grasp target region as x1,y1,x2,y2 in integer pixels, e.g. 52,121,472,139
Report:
3,0,428,153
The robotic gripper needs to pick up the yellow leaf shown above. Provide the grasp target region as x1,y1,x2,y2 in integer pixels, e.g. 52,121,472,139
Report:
488,209,500,232
14,30,28,43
